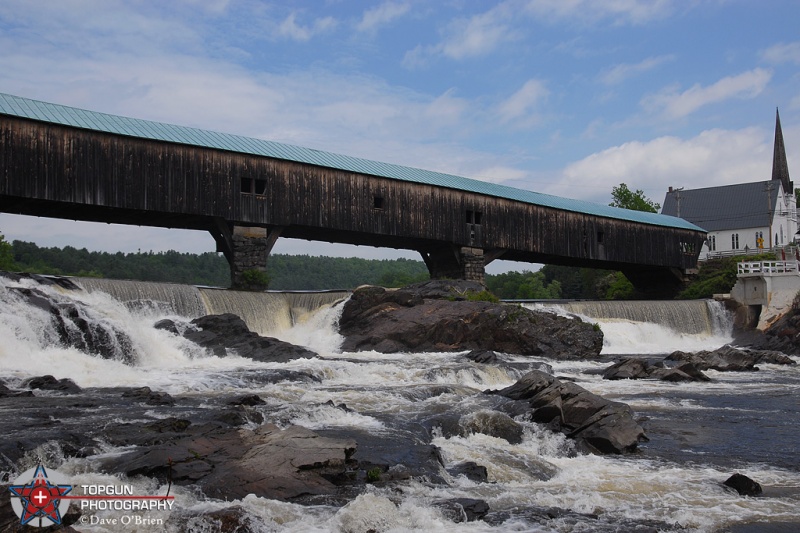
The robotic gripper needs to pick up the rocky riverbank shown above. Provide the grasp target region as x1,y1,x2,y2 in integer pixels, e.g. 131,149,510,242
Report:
1,274,786,531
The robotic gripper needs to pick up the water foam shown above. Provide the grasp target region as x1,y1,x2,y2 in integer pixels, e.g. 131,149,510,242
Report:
528,300,734,354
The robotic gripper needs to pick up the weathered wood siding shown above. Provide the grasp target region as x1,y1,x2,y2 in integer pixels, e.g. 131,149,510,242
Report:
0,116,704,271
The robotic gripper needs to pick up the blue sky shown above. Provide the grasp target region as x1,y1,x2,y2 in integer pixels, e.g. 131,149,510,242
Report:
1,0,799,273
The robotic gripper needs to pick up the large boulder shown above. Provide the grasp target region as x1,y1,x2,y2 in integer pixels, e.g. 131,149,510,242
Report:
158,313,318,362
667,345,795,372
338,281,602,358
603,358,710,382
488,370,647,454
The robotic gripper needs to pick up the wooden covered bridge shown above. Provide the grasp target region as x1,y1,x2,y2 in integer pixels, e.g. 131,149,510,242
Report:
0,93,705,293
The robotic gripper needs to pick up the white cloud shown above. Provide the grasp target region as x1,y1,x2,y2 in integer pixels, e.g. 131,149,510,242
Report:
552,127,771,205
439,4,515,60
497,79,549,124
762,41,800,65
404,0,677,66
522,0,674,26
598,54,674,85
641,68,772,120
277,12,337,42
403,1,516,65
357,1,410,33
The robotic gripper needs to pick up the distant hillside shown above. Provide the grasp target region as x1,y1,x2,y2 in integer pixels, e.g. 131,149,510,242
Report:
7,240,428,289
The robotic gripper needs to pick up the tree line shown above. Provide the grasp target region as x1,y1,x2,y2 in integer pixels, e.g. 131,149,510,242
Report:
0,235,641,298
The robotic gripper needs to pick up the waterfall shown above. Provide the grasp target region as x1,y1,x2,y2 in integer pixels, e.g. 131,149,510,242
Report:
549,300,726,335
528,299,735,354
198,289,347,336
74,278,207,317
73,278,348,335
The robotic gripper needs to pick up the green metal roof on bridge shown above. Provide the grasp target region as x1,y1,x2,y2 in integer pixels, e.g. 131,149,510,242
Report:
0,92,703,232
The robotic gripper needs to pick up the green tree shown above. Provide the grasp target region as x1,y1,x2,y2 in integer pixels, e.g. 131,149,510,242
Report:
0,233,15,270
486,270,561,299
609,183,660,213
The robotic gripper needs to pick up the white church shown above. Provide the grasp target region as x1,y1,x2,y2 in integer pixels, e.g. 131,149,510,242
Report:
661,110,796,260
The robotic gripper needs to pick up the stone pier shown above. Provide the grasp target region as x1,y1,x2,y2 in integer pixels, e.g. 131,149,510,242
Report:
420,246,486,285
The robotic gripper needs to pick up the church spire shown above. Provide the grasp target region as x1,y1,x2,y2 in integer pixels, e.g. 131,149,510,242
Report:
772,107,792,192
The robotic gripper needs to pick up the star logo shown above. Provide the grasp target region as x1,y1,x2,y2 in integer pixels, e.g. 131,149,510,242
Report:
9,465,73,527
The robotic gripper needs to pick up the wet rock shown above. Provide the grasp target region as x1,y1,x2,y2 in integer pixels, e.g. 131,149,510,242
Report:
488,370,647,454
227,394,266,406
121,386,175,406
102,417,192,447
9,286,134,363
464,349,502,363
460,410,524,444
316,426,448,487
603,358,710,382
183,313,319,362
739,307,800,356
0,271,82,290
153,318,181,335
0,383,34,398
724,473,763,496
435,498,490,522
102,423,357,501
447,461,489,483
667,345,795,372
339,281,602,358
23,375,83,394
167,505,255,533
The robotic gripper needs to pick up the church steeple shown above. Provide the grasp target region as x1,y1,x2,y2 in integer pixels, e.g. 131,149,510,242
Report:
772,107,792,193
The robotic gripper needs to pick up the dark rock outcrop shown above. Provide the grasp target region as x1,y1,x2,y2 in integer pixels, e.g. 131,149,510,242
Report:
667,345,795,372
737,307,800,356
9,286,134,363
723,473,763,496
102,423,357,501
489,370,647,454
158,314,318,362
338,281,602,358
121,386,175,406
460,410,524,444
603,358,710,382
23,375,83,394
435,498,490,522
447,461,489,483
0,383,33,398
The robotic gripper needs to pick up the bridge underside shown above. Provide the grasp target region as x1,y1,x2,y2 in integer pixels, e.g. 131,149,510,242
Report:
0,196,691,295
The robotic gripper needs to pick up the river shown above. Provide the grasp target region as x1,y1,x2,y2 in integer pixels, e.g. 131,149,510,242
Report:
0,277,798,532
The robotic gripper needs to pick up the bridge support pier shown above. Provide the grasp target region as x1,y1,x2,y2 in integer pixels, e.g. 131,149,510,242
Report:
211,221,281,290
420,246,485,285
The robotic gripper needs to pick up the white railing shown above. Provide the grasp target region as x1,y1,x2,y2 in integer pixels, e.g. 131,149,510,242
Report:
737,260,800,275
703,245,796,261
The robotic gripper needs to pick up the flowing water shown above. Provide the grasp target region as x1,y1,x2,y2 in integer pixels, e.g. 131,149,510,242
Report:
0,277,798,532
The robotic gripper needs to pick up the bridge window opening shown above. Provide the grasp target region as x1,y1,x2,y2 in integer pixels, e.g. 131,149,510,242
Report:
466,210,482,225
373,196,384,209
597,231,604,244
240,177,253,194
255,179,267,195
